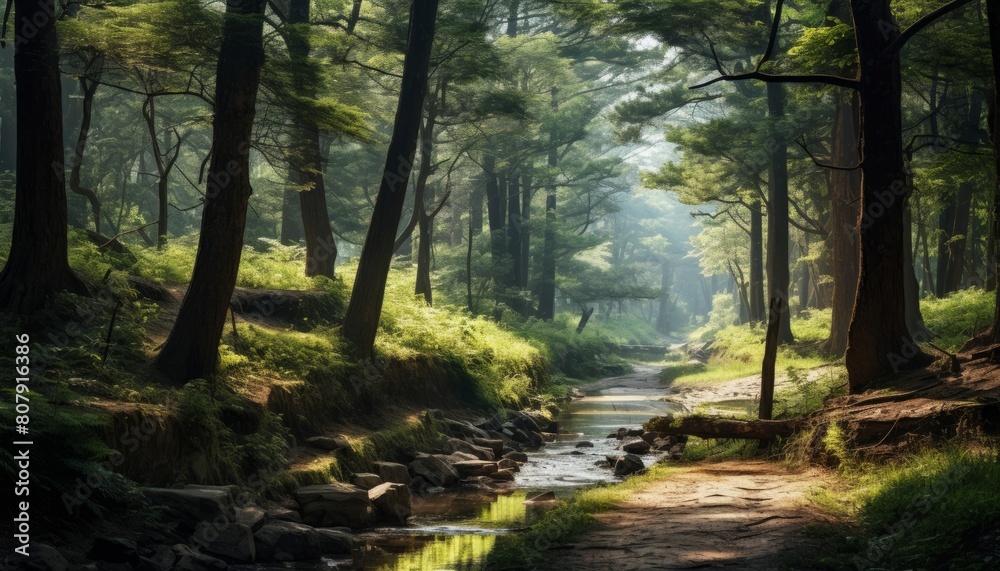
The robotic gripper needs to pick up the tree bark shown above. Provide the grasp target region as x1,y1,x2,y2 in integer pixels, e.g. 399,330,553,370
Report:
644,415,799,440
537,87,559,320
765,82,793,344
0,0,87,312
507,172,522,290
749,198,766,322
288,0,337,279
520,167,531,289
154,0,268,382
0,44,14,173
845,0,926,391
944,93,984,293
656,259,671,334
280,188,303,245
985,0,1000,342
759,297,781,421
484,155,505,265
341,0,438,356
68,71,102,234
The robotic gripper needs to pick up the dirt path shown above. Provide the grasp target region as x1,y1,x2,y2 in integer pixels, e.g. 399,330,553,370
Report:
545,461,833,570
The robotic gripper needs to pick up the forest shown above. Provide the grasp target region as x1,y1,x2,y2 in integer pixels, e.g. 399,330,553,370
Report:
1,0,1000,569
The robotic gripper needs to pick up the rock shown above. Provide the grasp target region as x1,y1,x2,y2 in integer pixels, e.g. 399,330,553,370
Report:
265,505,302,524
349,473,383,490
503,451,528,463
640,432,660,445
409,454,461,487
368,482,412,524
575,441,594,448
141,488,233,532
541,432,558,442
253,521,321,562
570,450,585,455
193,522,255,563
623,440,651,454
440,437,495,460
144,545,176,570
231,505,266,531
5,543,69,571
625,428,643,437
488,469,515,481
316,529,355,555
524,491,557,503
183,484,240,504
497,458,520,472
471,438,504,457
669,444,685,460
445,451,481,463
133,556,163,571
374,461,412,485
509,428,543,447
295,483,375,529
306,435,350,452
171,544,227,570
652,437,675,451
506,410,543,433
569,388,585,399
612,454,645,476
443,419,491,440
87,538,137,564
451,460,499,477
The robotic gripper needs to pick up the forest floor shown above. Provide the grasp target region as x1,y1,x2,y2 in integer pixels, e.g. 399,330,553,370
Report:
544,461,832,570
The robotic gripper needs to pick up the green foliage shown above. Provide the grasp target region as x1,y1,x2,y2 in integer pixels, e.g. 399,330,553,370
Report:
809,447,1000,570
921,288,995,352
503,313,630,381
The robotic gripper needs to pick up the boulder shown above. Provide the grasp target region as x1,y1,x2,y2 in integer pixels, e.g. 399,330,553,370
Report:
265,505,302,524
253,521,321,562
506,410,543,433
141,488,233,532
408,454,461,487
349,473,383,490
451,461,499,478
497,458,520,472
194,522,255,563
541,432,558,442
612,454,645,476
306,435,350,452
623,440,651,454
488,469,515,482
443,419,491,440
575,441,595,448
445,451,481,463
316,529,355,555
295,483,375,529
375,461,412,486
509,428,543,448
625,428,644,437
440,437,495,460
143,545,176,570
368,482,412,524
669,444,685,460
640,432,660,445
471,438,504,457
652,437,675,451
4,543,69,571
234,505,266,530
171,544,227,570
502,451,528,463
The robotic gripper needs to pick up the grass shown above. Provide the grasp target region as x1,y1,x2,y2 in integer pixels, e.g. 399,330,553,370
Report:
806,445,1000,570
921,288,995,352
486,462,675,569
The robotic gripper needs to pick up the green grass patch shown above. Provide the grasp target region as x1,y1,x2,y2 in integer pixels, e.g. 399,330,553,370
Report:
807,446,1000,570
921,288,995,352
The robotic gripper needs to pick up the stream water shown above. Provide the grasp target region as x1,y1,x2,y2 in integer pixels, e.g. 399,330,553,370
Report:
254,364,685,570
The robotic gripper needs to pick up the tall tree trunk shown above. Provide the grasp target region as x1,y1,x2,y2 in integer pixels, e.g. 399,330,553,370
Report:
415,185,433,305
68,72,102,233
484,156,505,264
341,0,438,356
289,0,337,278
470,183,483,235
944,92,985,293
936,192,956,296
0,44,14,173
765,82,793,343
348,0,363,32
749,198,765,322
507,172,522,290
845,0,925,391
656,258,671,334
280,188,303,244
985,0,1000,341
537,87,558,320
520,167,531,289
821,98,862,356
0,0,86,312
154,0,268,382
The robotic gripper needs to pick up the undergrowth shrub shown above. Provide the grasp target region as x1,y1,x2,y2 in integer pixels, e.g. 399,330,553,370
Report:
921,288,994,351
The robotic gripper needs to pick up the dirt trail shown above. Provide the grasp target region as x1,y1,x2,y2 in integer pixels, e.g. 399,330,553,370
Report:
543,365,837,570
546,461,832,570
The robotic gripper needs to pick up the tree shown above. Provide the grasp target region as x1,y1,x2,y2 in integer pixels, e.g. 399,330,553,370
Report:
154,0,268,382
342,0,439,356
0,0,87,312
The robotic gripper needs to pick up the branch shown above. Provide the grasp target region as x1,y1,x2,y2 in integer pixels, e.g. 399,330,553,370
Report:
755,0,785,73
883,0,975,56
690,71,859,91
98,220,160,249
796,138,862,171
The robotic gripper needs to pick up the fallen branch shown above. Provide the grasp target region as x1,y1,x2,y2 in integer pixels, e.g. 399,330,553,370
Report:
644,415,801,440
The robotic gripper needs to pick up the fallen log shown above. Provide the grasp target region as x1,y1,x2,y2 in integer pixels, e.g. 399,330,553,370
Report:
644,415,801,440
